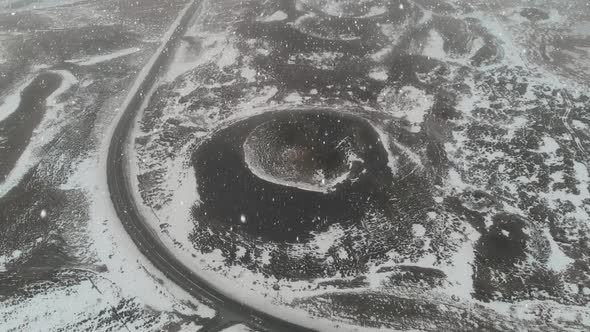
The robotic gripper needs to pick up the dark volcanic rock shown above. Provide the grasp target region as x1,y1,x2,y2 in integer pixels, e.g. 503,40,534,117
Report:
520,8,550,21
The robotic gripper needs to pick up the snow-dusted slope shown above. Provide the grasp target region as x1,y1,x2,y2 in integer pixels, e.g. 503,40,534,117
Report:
128,0,590,330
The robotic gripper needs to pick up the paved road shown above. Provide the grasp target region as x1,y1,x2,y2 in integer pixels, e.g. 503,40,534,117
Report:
106,1,317,331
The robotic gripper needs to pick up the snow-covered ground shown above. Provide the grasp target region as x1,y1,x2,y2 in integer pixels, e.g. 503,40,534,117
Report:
1,0,590,331
128,0,590,330
0,1,219,331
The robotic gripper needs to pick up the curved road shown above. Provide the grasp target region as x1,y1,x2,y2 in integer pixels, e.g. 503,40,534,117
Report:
106,1,316,331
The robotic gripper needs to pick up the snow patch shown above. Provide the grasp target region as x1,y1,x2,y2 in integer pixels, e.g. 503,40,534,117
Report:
240,67,257,82
368,68,388,81
0,77,34,123
380,86,434,133
412,224,426,237
544,229,573,272
537,136,559,154
65,47,141,66
423,30,446,59
221,324,254,332
284,92,303,103
259,10,288,22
